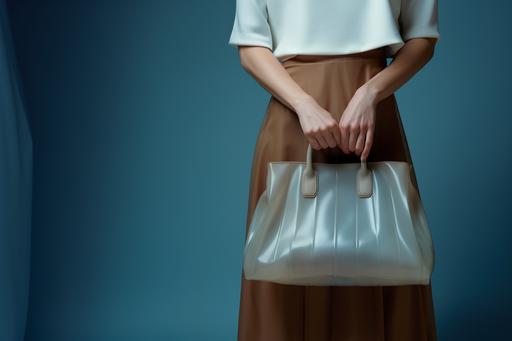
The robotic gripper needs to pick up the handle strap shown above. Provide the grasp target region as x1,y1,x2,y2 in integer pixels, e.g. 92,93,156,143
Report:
300,144,373,198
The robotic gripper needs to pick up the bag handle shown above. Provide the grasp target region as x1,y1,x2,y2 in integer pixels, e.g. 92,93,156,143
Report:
300,144,373,198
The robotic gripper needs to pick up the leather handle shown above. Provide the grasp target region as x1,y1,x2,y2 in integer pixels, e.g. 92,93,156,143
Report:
300,144,373,198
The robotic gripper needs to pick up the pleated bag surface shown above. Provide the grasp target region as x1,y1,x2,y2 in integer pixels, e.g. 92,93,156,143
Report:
243,144,435,286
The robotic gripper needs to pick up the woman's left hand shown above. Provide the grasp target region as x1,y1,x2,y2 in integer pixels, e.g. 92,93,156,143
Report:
338,84,378,160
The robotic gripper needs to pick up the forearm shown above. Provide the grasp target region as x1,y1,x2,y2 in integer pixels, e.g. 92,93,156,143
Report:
237,46,313,112
361,38,438,105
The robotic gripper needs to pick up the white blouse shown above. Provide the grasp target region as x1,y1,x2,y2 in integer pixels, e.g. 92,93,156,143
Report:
228,0,440,60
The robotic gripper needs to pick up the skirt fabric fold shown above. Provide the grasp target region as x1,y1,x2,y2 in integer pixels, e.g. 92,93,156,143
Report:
238,47,437,341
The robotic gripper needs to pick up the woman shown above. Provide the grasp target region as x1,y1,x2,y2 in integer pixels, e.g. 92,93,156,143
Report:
228,0,440,340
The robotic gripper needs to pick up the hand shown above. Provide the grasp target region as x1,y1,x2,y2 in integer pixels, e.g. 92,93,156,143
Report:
294,95,341,150
338,85,378,160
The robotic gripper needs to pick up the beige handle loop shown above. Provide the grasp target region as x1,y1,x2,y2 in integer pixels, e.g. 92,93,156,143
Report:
300,144,373,198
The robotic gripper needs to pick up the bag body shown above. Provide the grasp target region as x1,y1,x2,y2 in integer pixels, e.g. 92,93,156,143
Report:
243,144,435,286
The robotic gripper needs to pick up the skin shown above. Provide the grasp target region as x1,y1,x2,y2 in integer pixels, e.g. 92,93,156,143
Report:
236,38,437,160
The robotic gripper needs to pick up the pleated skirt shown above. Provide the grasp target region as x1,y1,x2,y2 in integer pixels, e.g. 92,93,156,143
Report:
237,47,438,341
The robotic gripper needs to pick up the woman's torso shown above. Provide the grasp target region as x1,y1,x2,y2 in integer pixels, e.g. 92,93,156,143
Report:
228,0,440,60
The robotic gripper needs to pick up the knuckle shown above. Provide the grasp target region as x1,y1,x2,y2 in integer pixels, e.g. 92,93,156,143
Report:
327,121,338,129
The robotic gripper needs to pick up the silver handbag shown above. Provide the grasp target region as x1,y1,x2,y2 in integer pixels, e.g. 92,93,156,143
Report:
243,144,435,286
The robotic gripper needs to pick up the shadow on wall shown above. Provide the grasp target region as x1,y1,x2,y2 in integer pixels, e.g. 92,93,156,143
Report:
438,306,509,340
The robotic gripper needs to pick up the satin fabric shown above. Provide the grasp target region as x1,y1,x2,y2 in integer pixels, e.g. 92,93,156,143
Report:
238,47,438,340
228,0,440,58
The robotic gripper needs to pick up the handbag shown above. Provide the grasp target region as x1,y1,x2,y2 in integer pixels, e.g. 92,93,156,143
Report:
243,144,435,286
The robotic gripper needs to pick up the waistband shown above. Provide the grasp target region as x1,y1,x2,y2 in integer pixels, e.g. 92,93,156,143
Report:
280,47,387,66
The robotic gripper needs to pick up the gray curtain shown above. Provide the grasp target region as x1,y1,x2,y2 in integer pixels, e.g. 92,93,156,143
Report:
0,0,32,340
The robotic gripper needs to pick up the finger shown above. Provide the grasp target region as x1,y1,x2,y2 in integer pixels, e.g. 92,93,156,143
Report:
316,133,329,149
321,126,337,148
355,127,366,156
330,123,342,147
308,137,322,150
338,122,350,154
361,127,374,161
348,125,359,152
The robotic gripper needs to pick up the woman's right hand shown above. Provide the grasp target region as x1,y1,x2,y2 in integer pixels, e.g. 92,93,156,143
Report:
235,46,340,151
294,95,341,150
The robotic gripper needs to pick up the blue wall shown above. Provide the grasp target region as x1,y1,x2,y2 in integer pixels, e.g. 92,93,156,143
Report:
0,0,32,340
5,0,512,340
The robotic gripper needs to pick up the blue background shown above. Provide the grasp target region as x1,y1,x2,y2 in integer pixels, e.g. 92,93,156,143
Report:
3,0,512,340
0,0,32,340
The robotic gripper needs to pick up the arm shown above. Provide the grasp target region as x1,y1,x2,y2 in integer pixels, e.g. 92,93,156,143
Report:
236,46,342,150
363,38,437,108
339,37,438,160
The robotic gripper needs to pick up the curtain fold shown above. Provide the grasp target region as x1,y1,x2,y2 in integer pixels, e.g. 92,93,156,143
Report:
0,0,32,340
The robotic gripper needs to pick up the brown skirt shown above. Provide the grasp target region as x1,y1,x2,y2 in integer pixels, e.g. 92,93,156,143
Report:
237,47,437,341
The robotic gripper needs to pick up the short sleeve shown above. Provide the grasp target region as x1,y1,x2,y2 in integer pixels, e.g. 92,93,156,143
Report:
228,0,273,49
399,0,440,41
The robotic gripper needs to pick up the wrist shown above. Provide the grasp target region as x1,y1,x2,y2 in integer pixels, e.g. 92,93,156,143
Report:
359,82,382,106
289,93,315,112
